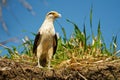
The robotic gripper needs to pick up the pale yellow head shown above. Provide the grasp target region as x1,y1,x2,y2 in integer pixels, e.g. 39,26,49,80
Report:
46,11,61,20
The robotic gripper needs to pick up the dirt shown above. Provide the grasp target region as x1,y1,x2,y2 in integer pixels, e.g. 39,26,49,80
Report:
0,58,120,80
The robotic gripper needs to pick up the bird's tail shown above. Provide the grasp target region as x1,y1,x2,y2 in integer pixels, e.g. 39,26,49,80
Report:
40,58,47,67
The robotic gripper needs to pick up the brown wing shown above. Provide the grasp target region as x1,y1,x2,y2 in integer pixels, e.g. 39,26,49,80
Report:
33,32,41,55
53,33,58,55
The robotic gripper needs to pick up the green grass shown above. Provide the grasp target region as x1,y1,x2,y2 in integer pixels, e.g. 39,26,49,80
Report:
1,7,119,67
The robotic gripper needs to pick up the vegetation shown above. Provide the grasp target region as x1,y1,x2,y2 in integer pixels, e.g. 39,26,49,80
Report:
0,7,119,68
0,1,120,79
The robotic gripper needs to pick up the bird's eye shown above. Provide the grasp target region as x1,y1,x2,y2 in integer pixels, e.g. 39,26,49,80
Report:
48,13,53,15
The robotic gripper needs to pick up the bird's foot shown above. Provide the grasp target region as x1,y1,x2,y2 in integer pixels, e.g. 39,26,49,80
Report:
48,67,53,70
36,65,43,68
47,66,53,70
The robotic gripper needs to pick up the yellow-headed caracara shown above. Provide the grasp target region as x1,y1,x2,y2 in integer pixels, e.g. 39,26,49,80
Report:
33,11,61,69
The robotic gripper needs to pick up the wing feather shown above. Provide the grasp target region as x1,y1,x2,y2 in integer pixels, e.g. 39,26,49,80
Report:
53,33,57,55
33,32,41,55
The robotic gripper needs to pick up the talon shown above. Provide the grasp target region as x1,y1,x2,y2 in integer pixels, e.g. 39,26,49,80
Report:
37,65,43,68
48,67,53,69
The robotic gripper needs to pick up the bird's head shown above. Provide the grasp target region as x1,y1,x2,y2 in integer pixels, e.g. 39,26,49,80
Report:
46,11,61,20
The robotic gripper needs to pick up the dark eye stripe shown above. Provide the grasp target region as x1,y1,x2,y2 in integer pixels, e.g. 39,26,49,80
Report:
48,13,52,15
48,12,55,15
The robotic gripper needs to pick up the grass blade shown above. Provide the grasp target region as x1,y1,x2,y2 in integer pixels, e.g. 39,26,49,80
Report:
83,23,87,51
66,19,81,36
61,27,67,43
89,5,94,39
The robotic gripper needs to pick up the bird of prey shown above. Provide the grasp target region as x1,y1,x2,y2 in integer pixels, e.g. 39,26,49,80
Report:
33,11,61,69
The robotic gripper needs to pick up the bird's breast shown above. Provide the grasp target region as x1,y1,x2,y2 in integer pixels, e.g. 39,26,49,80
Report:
40,21,55,34
38,21,55,52
40,34,54,52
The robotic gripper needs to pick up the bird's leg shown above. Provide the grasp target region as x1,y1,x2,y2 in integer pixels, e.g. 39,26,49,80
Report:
47,59,53,69
37,58,43,68
36,48,43,68
48,60,51,69
47,57,52,69
47,47,53,69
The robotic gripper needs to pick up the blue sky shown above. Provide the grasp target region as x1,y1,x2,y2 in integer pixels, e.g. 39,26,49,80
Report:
0,0,120,55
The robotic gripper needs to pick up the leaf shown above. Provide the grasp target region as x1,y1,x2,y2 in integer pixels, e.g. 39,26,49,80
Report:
83,23,87,51
31,32,37,36
90,5,93,28
97,20,102,48
66,19,81,37
61,27,67,43
55,20,67,43
97,20,101,41
113,35,117,53
89,5,94,39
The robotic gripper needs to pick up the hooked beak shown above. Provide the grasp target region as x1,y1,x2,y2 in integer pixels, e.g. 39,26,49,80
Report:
58,13,62,18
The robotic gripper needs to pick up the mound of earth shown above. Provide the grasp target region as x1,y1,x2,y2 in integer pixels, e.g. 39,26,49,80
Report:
0,58,120,80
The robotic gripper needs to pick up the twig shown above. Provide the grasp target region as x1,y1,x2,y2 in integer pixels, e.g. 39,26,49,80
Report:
77,71,88,80
0,43,10,49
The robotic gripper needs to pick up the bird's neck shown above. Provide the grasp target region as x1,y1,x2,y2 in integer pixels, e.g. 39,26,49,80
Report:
39,18,55,35
44,18,54,24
